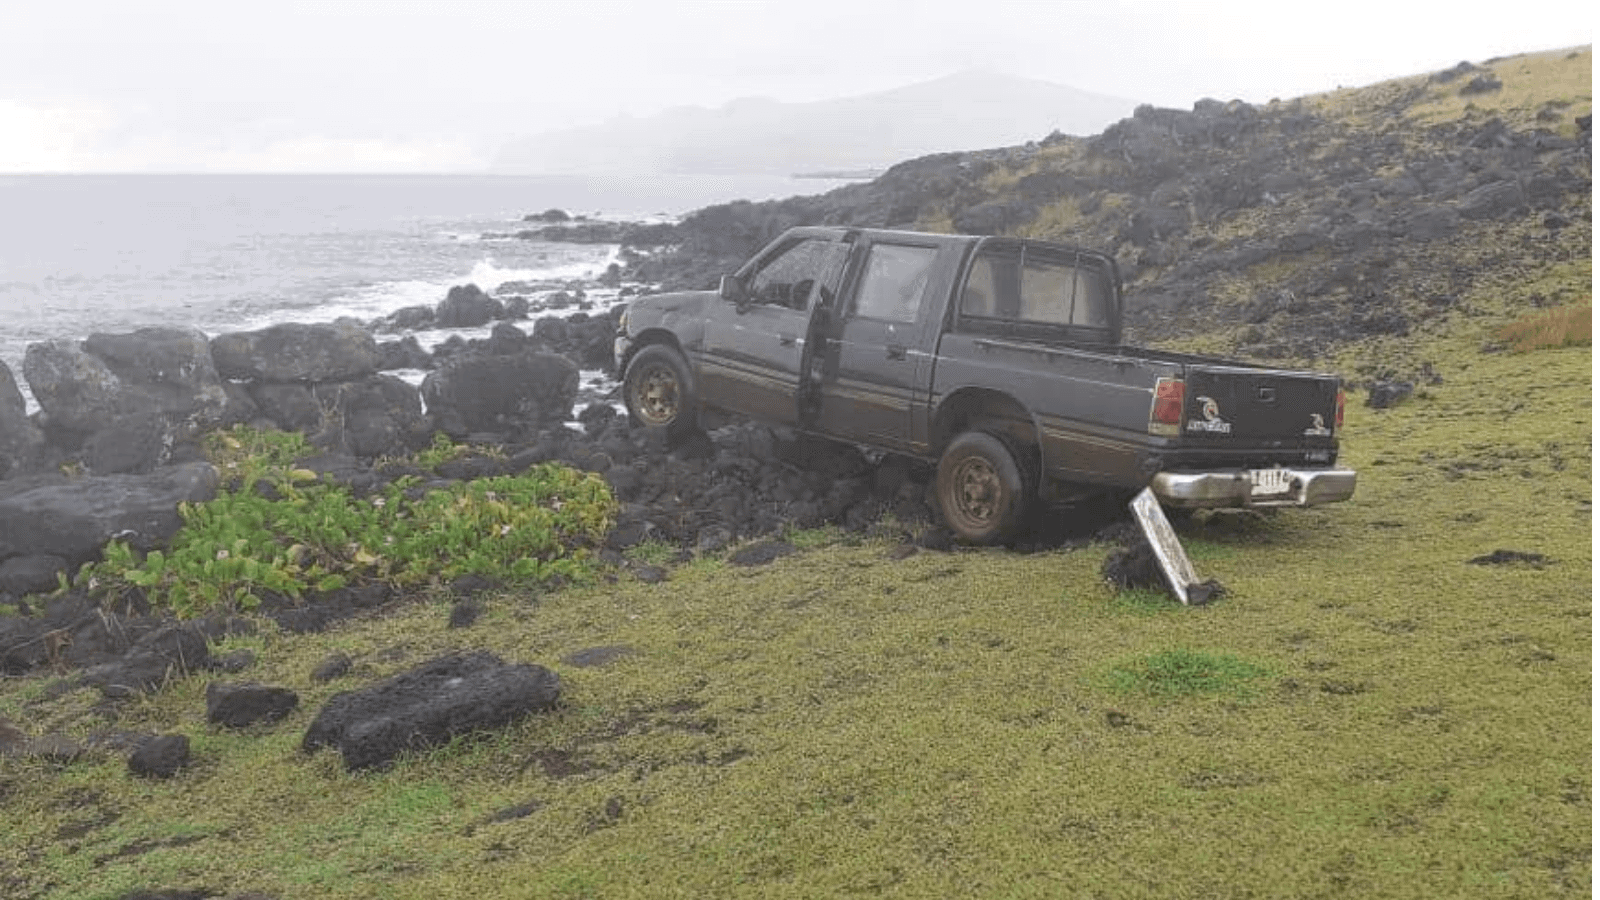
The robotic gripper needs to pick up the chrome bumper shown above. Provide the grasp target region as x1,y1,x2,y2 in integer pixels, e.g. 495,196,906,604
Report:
1149,467,1357,509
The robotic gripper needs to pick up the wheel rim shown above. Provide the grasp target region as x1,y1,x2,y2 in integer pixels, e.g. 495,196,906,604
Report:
631,363,680,425
947,455,1003,530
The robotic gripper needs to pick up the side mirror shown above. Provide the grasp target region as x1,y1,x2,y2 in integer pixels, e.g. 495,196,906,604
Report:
718,275,747,304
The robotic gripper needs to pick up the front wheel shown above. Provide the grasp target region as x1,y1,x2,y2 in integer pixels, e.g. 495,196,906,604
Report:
623,344,697,440
935,431,1032,545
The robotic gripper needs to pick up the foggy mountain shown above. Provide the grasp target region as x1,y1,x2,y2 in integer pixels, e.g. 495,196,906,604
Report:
491,70,1138,176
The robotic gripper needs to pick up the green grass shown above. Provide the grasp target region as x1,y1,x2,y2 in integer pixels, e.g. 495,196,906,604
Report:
1104,648,1272,698
1,315,1588,898
0,56,1592,898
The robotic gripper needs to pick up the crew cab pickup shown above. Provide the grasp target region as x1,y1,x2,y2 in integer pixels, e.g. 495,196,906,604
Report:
614,227,1356,543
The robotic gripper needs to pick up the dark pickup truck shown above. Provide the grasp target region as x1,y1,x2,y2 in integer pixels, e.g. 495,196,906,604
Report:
614,227,1356,543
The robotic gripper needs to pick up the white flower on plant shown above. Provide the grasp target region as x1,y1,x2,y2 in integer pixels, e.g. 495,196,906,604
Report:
372,496,386,508
216,549,230,560
499,524,513,536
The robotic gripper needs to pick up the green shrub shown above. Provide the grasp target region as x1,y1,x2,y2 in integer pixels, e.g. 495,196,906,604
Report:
81,429,617,617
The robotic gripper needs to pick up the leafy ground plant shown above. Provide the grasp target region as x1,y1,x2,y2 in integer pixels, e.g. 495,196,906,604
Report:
79,429,617,616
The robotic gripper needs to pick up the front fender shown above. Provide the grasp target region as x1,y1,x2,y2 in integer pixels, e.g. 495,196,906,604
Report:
617,289,717,369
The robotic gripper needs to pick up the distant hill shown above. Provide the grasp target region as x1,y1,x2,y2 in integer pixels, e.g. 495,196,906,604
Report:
622,46,1592,365
491,70,1138,176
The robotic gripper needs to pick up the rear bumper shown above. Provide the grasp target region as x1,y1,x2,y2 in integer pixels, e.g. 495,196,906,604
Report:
1149,467,1357,509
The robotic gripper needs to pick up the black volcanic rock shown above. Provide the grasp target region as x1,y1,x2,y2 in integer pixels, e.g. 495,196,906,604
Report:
128,733,191,778
23,327,227,437
435,284,504,329
420,350,578,435
0,359,48,478
211,322,382,383
0,462,219,568
302,651,560,770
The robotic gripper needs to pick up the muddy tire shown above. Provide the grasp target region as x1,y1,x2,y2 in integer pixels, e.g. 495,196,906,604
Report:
623,344,697,440
935,430,1032,545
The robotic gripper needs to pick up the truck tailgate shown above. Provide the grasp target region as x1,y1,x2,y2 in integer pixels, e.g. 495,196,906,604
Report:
1181,366,1340,444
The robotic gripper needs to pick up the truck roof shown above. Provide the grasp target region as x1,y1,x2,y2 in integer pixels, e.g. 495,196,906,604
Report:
781,226,1117,269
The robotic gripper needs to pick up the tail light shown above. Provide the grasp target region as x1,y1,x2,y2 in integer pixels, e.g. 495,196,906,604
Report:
1149,377,1185,436
1335,389,1346,433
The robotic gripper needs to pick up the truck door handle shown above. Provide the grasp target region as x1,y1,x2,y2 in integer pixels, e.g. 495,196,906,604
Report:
886,344,907,360
779,334,796,346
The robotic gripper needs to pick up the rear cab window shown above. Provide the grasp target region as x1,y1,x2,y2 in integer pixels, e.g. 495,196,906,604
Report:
957,240,1116,342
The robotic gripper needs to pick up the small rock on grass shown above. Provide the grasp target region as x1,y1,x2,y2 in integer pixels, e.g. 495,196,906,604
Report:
311,652,353,683
302,650,560,771
128,733,190,779
206,682,299,728
448,601,482,629
728,540,797,567
1468,549,1551,567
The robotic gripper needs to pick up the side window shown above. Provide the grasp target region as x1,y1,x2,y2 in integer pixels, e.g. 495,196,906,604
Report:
852,244,938,323
747,239,849,310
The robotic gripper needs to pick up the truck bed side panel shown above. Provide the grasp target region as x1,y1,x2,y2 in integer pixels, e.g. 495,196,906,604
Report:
928,335,1179,485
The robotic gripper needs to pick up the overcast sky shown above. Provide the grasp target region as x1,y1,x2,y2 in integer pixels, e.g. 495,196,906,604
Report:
0,0,1589,172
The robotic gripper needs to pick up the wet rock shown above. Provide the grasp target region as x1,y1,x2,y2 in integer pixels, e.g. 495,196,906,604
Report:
0,359,47,478
248,383,322,431
435,283,504,329
420,350,578,435
80,410,194,475
0,553,68,597
486,322,528,355
375,335,434,371
211,322,382,383
376,305,436,332
23,328,228,440
302,650,561,770
310,375,429,458
128,733,190,779
206,682,300,727
0,462,219,568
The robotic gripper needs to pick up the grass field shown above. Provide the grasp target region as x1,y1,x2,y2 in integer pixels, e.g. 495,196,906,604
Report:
1,44,1592,900
0,283,1589,899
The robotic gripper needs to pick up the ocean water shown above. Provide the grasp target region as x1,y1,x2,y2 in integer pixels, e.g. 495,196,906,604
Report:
0,172,842,411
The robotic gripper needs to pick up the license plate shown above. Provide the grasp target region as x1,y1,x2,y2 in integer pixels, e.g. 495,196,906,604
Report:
1250,468,1294,496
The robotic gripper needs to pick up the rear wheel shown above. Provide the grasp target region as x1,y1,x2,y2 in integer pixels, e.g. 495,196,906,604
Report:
935,430,1032,544
623,344,697,440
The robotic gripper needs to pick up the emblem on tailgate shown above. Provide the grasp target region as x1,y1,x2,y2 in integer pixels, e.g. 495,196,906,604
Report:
1186,396,1232,434
1304,413,1331,437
